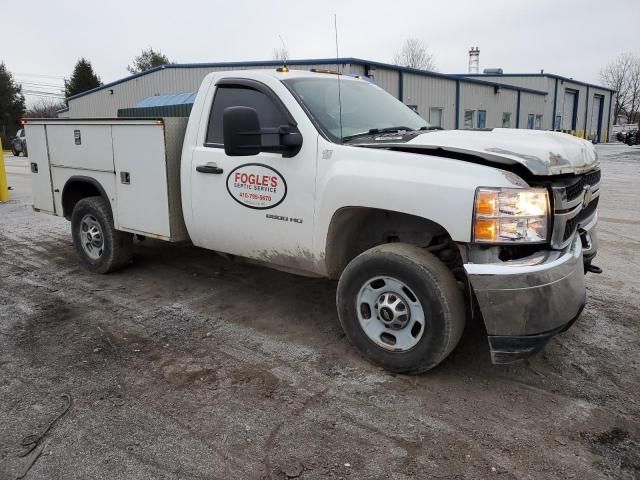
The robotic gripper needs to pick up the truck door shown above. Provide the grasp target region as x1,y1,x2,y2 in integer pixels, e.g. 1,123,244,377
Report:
189,80,318,272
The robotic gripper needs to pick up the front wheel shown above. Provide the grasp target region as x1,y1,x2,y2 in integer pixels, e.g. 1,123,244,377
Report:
71,196,133,273
336,243,465,374
12,148,20,156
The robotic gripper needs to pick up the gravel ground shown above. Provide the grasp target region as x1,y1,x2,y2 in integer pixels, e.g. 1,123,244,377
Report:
0,145,639,480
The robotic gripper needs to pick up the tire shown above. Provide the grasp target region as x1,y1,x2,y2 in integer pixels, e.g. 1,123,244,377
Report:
336,243,465,374
12,148,20,156
71,196,133,273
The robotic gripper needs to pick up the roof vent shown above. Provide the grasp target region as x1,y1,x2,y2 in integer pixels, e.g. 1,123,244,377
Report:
483,68,503,75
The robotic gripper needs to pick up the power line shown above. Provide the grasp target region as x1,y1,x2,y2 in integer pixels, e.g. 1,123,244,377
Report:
18,80,65,89
23,91,66,98
15,72,65,80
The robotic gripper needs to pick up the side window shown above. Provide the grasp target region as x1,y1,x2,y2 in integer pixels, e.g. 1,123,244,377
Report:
535,114,543,129
205,86,288,146
429,107,443,128
502,112,511,128
463,110,475,129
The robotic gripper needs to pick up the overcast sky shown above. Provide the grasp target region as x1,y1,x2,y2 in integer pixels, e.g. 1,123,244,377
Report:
3,0,639,106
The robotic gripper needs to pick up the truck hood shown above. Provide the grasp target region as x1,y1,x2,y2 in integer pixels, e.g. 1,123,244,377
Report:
361,128,598,176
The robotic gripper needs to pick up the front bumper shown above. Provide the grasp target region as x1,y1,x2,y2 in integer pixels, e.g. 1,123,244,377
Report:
464,230,593,364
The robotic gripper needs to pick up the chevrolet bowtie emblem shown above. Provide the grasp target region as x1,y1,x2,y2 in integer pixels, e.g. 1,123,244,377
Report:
583,185,593,207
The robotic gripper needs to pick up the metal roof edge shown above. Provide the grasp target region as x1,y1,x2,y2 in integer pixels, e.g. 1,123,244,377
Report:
347,58,547,94
67,58,550,102
457,73,615,93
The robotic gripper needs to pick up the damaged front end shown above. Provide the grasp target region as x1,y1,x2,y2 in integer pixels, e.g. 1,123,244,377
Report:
355,128,602,363
461,166,601,363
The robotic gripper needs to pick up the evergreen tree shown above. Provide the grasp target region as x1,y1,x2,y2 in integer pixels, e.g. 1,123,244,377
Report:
64,58,102,98
127,48,172,74
0,62,26,147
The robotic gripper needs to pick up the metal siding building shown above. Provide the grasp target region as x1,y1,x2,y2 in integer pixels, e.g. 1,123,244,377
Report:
462,73,614,142
66,58,608,140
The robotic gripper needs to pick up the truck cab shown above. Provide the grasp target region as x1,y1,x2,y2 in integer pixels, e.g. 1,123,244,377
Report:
26,69,601,373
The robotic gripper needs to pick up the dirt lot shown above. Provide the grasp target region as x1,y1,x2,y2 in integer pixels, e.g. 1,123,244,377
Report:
1,145,639,480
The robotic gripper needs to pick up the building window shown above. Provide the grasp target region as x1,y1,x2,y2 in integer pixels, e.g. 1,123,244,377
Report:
429,107,443,128
554,115,561,130
502,112,511,128
464,110,475,129
535,114,543,129
527,114,535,129
477,110,487,129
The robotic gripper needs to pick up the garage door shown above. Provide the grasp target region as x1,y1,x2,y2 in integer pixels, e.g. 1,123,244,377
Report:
591,95,604,142
562,90,577,130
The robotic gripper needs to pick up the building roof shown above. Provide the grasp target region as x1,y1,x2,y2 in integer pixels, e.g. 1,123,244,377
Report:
134,92,197,108
66,57,549,101
458,72,614,92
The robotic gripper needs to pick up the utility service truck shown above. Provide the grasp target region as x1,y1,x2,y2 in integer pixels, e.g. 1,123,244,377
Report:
26,69,601,373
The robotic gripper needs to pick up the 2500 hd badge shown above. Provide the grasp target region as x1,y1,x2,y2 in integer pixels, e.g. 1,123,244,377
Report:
226,164,287,209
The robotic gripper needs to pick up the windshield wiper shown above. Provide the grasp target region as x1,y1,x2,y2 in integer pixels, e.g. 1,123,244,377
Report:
368,126,413,134
342,126,414,142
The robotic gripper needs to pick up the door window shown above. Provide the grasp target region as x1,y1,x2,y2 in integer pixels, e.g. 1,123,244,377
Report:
527,114,535,129
463,110,475,129
502,112,511,128
429,107,443,128
535,114,543,129
205,86,288,146
477,110,487,129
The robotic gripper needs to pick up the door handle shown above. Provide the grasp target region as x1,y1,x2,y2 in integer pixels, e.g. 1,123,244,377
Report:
196,163,224,174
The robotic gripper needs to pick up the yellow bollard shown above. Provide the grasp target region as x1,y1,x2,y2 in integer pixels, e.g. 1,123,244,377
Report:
0,138,9,202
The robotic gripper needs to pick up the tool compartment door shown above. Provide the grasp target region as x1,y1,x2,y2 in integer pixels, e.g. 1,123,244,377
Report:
112,124,171,239
25,124,55,213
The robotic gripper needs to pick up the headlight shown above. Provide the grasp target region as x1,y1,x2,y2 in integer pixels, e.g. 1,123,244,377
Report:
472,187,549,243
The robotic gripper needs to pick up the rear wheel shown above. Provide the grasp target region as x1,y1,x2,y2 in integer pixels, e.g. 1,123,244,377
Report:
71,196,133,273
336,243,465,374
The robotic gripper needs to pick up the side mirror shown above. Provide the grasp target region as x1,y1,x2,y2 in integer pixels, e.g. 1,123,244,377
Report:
223,106,261,156
223,106,303,157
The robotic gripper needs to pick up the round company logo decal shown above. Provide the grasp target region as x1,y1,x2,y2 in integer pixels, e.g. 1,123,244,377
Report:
226,163,287,210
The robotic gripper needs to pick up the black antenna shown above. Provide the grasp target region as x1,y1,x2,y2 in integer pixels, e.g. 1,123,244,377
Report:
334,14,343,144
278,34,288,67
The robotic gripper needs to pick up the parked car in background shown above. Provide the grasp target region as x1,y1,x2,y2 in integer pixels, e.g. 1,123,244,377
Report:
612,123,639,142
11,128,28,156
624,129,639,146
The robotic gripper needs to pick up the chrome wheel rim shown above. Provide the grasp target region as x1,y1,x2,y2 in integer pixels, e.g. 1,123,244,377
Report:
356,276,426,352
79,214,104,260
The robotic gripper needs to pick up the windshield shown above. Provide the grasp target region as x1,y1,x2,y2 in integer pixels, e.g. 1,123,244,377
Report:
283,77,429,142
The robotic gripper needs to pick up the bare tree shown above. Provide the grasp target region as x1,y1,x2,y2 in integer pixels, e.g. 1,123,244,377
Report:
627,58,640,124
600,53,640,123
393,38,436,71
24,98,67,118
272,46,289,63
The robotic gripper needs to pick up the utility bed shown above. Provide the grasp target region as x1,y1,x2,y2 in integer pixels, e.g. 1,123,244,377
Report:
25,118,189,242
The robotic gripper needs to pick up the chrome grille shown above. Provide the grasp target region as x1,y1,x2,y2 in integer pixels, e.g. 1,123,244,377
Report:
564,170,602,202
550,169,601,248
562,197,599,241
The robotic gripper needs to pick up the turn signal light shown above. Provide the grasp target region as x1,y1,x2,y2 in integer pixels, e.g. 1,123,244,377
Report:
475,190,498,216
474,219,498,242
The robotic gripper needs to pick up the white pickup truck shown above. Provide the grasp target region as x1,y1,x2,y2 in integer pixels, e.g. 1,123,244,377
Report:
26,68,601,373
